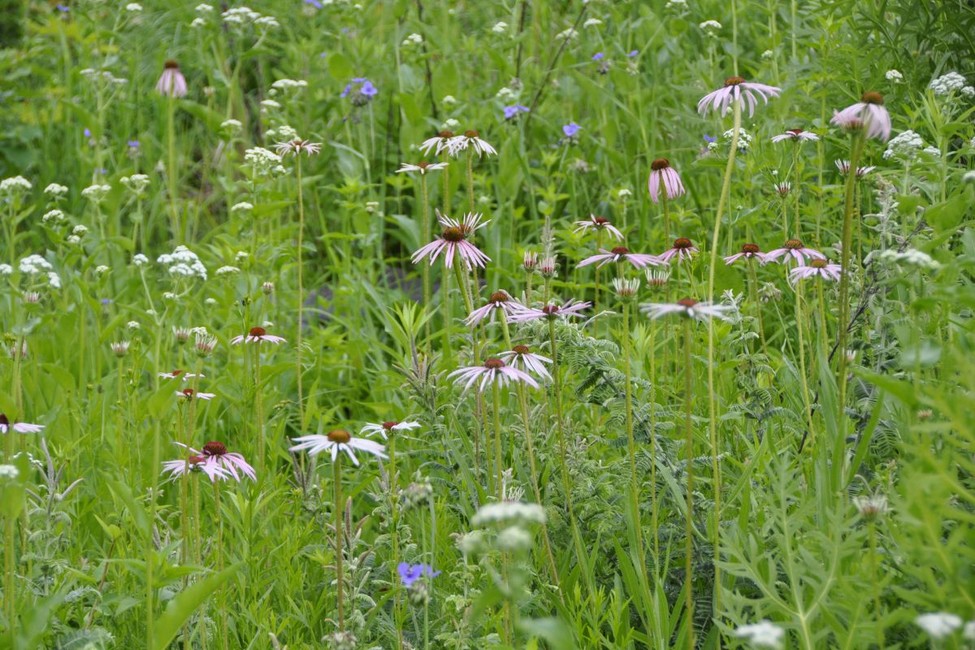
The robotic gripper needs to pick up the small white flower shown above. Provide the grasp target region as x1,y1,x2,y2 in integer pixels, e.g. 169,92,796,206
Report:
235,251,249,262
260,99,281,110
132,253,149,266
442,94,457,106
220,119,243,134
81,184,112,202
121,174,151,193
491,21,508,33
95,265,110,275
66,235,81,245
583,18,602,27
72,225,88,236
271,78,308,91
44,183,68,196
963,620,975,641
0,465,18,480
496,526,533,552
127,320,140,330
929,71,968,96
254,15,279,29
19,254,53,275
921,145,941,157
195,3,213,12
231,202,254,212
734,620,784,649
42,209,65,223
0,176,32,194
0,264,12,276
442,118,460,130
699,19,722,33
215,265,241,276
761,49,774,60
125,3,143,12
878,248,941,270
472,502,546,526
885,69,903,82
915,613,963,640
555,27,577,40
190,17,206,28
47,272,61,289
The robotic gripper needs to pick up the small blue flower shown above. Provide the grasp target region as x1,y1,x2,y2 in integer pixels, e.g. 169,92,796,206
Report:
397,562,440,587
562,122,581,138
592,52,604,61
56,4,69,12
83,128,91,138
341,77,378,106
628,50,639,58
703,134,716,143
304,0,323,7
503,104,530,120
128,140,140,149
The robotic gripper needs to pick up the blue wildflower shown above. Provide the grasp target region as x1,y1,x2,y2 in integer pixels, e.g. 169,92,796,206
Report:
397,562,440,587
628,50,639,58
592,52,604,61
503,104,530,120
563,122,581,138
304,0,323,7
703,134,716,143
56,4,69,11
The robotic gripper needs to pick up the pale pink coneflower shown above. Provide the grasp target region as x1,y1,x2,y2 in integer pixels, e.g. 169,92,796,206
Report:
647,158,686,203
176,388,216,401
0,413,44,434
498,345,553,381
360,420,421,441
290,429,388,466
507,299,591,323
697,76,782,117
447,130,497,157
657,237,699,264
274,139,322,157
790,258,842,284
396,161,448,175
159,369,205,380
448,357,540,392
770,128,820,144
411,211,491,270
724,243,766,265
231,326,287,345
573,214,624,241
465,290,526,326
640,298,736,322
155,60,187,98
835,160,876,178
830,92,892,141
578,246,662,269
763,239,826,265
418,130,456,157
162,441,255,482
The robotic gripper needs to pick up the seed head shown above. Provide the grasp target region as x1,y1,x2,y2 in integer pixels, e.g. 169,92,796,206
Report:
724,76,745,86
673,237,694,249
489,291,509,303
677,298,699,308
784,239,803,250
202,441,227,456
483,358,505,370
861,91,884,105
810,258,828,268
249,326,267,337
650,158,671,171
164,60,180,70
610,246,630,255
441,226,465,242
512,344,531,354
742,243,761,254
327,430,351,444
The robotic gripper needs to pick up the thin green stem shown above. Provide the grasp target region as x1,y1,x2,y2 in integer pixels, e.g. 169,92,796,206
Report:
334,456,345,631
296,156,305,428
682,319,695,650
837,134,865,435
622,302,648,577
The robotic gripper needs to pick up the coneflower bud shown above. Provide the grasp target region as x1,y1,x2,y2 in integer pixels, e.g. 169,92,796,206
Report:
194,331,217,357
262,281,275,295
538,256,557,278
645,268,670,287
173,327,191,344
612,277,640,299
22,291,41,305
110,341,130,357
522,251,538,271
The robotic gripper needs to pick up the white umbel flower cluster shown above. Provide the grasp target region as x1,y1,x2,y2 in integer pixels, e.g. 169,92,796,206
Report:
471,502,546,526
878,248,941,270
157,246,208,280
0,176,32,194
929,71,975,98
883,129,924,160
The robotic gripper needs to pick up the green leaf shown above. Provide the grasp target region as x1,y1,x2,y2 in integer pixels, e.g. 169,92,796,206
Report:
926,194,967,233
151,563,241,650
854,368,918,408
517,617,577,650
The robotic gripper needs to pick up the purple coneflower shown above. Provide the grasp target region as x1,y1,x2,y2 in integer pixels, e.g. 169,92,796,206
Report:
771,128,819,144
640,298,736,322
498,345,553,380
790,258,842,283
578,246,662,269
448,130,497,157
830,92,891,141
835,160,876,177
465,290,526,326
573,214,624,240
397,161,448,175
0,414,44,434
360,420,420,441
645,267,671,287
657,237,698,264
763,239,826,265
290,429,388,466
507,300,591,323
724,243,766,265
448,358,540,392
163,441,255,482
411,211,491,270
274,139,322,157
418,131,455,157
155,60,187,98
503,105,530,120
647,158,686,203
697,76,781,117
231,326,287,345
176,388,216,401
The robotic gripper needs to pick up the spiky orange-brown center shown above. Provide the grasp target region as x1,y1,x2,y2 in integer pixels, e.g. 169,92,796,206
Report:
861,91,884,105
442,226,465,242
742,243,761,254
784,239,803,249
611,246,630,255
512,345,530,355
677,298,699,308
164,60,180,69
673,238,693,249
724,76,745,86
248,326,266,337
810,258,828,269
203,441,227,456
327,430,351,443
651,158,670,171
489,291,509,303
484,358,505,370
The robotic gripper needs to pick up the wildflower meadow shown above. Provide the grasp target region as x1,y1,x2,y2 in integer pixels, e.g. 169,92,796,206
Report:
2,0,975,648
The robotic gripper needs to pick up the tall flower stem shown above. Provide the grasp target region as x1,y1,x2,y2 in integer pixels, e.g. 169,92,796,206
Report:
682,319,695,650
253,345,266,476
837,134,865,431
492,382,504,501
213,483,228,650
515,384,561,589
295,156,306,428
388,434,405,650
792,145,802,239
868,519,884,648
747,260,769,357
334,456,345,632
794,284,816,446
166,96,179,242
420,175,432,351
705,96,742,619
648,320,660,561
621,302,648,578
